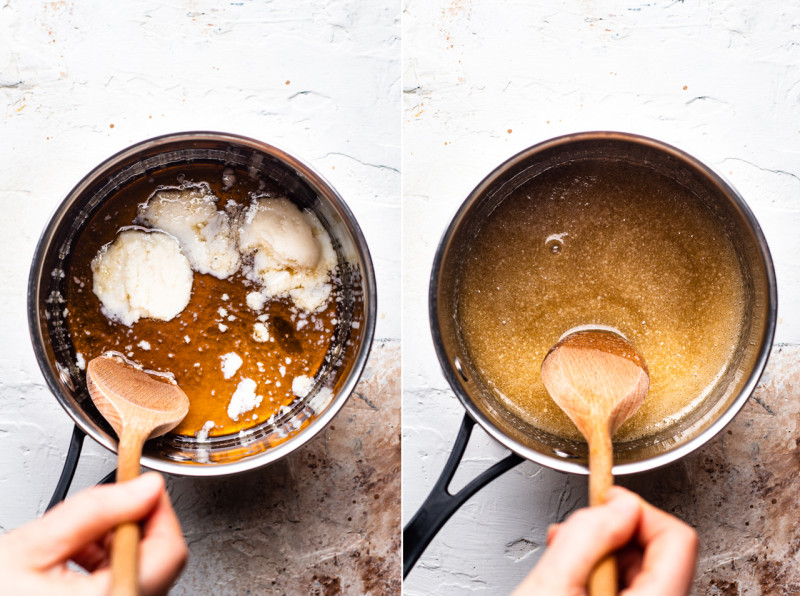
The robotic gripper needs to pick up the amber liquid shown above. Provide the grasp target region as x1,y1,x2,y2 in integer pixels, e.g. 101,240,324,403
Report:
457,160,746,442
66,165,338,438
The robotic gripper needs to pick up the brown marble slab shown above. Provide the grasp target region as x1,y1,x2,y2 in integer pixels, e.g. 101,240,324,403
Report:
164,341,400,595
620,344,800,595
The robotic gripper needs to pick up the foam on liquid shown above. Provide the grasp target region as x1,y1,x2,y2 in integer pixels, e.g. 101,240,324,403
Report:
457,160,746,442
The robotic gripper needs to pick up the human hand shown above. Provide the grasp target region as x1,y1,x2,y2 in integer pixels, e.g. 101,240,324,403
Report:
512,486,698,596
0,472,188,596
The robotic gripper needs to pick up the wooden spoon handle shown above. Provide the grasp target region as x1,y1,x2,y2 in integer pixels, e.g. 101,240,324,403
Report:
112,523,141,596
111,429,146,596
588,430,616,596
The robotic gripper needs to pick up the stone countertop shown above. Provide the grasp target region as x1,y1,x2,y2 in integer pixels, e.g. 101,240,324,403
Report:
402,1,800,594
0,2,400,594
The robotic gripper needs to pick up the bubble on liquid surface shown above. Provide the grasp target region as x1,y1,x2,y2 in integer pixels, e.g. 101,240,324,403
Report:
545,233,567,255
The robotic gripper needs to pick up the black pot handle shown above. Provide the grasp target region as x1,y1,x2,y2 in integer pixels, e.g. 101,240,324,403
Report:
403,413,524,578
46,425,116,512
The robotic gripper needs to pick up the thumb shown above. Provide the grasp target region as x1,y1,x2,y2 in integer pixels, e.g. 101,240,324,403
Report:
537,487,642,585
14,473,165,569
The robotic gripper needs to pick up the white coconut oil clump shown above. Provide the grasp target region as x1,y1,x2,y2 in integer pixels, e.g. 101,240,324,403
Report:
137,184,240,279
227,378,263,421
220,352,243,379
238,197,337,312
196,420,215,442
292,374,315,398
91,229,193,326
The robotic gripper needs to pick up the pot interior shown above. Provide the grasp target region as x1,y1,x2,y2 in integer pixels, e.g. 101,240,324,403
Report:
29,133,375,475
431,133,775,474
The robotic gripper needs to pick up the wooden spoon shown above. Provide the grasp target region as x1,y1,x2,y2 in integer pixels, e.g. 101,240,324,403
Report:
86,356,190,596
541,330,649,596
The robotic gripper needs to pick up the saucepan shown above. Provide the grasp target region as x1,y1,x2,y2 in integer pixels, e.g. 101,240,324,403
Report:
404,131,777,576
28,132,376,505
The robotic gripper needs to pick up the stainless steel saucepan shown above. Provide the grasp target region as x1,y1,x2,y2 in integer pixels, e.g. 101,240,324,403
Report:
404,131,777,576
28,132,376,499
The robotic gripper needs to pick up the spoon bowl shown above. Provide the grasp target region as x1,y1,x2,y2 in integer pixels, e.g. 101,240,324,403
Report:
86,356,190,440
541,330,649,440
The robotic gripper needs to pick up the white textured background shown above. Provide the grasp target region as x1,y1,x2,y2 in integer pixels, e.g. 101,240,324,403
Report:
6,0,800,593
402,1,800,594
0,0,399,592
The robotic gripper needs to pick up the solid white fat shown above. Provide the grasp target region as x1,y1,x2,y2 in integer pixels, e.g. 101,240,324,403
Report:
91,229,193,326
196,420,215,442
239,197,321,268
252,322,269,342
238,197,337,312
137,185,240,279
292,374,314,398
222,168,236,190
227,378,262,421
220,352,243,379
246,291,266,311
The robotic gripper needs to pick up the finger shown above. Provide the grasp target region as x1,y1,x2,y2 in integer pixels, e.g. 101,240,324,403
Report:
139,491,188,596
71,539,110,572
616,543,643,587
622,501,698,596
535,487,642,585
12,473,165,569
546,523,561,546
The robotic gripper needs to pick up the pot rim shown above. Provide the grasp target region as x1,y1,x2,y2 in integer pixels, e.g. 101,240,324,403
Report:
428,130,777,476
28,130,377,476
